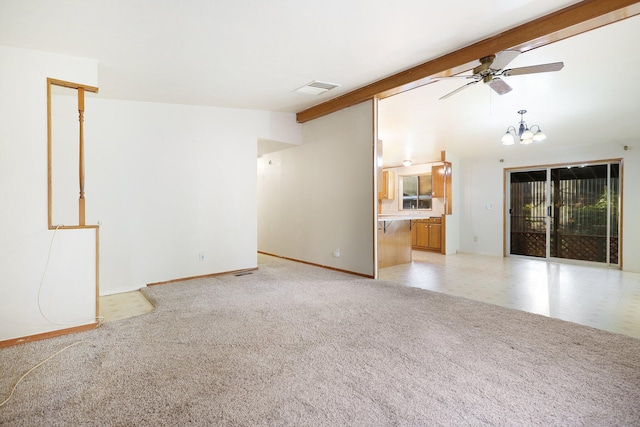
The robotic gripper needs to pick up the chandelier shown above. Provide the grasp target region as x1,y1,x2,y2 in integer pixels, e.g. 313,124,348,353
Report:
501,109,546,145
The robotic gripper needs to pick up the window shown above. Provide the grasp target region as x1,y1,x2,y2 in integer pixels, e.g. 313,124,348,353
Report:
401,174,432,210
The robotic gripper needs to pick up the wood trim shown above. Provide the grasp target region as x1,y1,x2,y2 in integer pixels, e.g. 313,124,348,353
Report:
47,77,99,93
78,87,86,226
0,322,99,349
372,98,379,278
48,225,100,230
441,214,446,255
296,0,640,123
146,267,260,286
503,166,508,258
47,80,53,229
618,159,624,270
95,227,100,320
503,158,623,173
258,251,375,279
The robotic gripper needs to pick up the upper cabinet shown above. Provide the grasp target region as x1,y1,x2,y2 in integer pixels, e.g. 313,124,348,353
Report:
379,170,395,200
377,139,394,200
432,165,445,198
432,162,452,214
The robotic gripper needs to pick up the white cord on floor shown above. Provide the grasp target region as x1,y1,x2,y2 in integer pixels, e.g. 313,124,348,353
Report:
0,341,93,408
37,224,61,324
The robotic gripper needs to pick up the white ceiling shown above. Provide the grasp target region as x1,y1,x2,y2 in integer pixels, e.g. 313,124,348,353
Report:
1,0,580,112
1,1,637,166
379,13,640,166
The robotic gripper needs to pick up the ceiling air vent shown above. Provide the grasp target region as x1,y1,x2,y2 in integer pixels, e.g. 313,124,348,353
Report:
294,80,341,95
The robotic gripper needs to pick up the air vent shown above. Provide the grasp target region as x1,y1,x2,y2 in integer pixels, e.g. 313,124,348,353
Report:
294,80,341,95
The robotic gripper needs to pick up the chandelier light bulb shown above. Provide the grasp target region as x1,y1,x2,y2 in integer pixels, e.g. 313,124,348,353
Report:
520,128,534,141
531,125,546,142
501,130,515,145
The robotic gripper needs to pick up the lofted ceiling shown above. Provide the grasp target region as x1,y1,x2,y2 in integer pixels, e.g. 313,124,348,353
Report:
378,13,640,166
1,1,637,165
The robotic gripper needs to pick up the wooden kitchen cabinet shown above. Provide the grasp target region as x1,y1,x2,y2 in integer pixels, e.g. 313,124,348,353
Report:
432,165,445,198
412,217,442,252
428,220,442,251
378,170,395,200
431,162,452,214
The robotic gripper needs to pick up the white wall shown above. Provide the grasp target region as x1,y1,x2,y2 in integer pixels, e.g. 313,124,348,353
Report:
1,45,301,341
258,101,375,276
83,98,299,294
458,140,640,272
0,46,99,341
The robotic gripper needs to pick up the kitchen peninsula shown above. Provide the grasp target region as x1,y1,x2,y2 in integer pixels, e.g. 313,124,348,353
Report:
378,214,445,268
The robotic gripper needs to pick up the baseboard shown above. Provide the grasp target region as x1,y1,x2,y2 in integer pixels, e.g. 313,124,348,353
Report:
147,267,259,287
258,251,374,278
0,322,99,349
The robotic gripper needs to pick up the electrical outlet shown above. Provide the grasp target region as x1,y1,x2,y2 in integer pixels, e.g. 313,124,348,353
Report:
473,236,478,242
198,252,205,261
333,249,341,258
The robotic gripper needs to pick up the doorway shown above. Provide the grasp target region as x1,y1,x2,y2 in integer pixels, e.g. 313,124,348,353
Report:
508,161,620,265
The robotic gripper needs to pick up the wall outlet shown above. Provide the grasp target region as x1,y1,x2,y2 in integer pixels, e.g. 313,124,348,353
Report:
333,248,341,258
473,236,478,242
198,252,205,261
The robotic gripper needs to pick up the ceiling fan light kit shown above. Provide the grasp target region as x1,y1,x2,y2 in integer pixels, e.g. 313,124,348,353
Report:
501,109,546,145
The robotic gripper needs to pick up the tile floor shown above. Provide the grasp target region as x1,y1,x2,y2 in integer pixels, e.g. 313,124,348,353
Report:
100,291,154,323
380,250,640,339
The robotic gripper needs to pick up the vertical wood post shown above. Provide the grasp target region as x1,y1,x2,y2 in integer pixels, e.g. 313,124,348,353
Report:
47,80,53,229
78,87,86,226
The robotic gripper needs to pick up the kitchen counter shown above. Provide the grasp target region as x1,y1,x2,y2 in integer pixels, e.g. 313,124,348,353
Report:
378,214,445,268
378,214,438,221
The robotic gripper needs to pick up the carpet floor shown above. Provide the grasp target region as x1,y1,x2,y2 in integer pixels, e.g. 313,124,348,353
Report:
2,255,640,426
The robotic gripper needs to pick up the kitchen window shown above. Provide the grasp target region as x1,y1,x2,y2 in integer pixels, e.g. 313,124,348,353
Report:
401,174,432,210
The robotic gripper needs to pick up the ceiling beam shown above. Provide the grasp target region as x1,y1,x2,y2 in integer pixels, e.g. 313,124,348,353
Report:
296,0,640,123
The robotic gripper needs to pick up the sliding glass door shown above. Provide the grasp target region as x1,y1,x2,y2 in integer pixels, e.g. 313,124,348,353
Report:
508,162,620,265
510,169,548,258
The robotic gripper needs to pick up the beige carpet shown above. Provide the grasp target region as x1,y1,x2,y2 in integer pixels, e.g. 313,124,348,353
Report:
2,255,640,426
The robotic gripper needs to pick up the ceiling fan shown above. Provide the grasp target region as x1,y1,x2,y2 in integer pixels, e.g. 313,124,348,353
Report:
437,50,564,100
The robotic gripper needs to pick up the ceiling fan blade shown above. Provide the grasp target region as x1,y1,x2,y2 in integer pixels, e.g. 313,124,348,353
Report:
502,62,564,76
490,50,521,71
439,80,479,100
488,77,512,95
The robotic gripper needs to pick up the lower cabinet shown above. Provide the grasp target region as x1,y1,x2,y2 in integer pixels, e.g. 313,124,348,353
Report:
412,217,442,252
